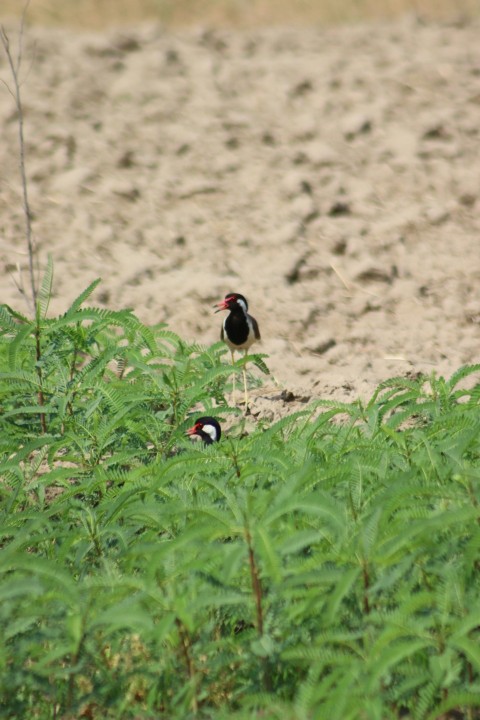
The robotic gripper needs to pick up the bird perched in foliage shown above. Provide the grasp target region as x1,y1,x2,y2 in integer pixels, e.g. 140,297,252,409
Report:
186,416,222,445
214,292,260,408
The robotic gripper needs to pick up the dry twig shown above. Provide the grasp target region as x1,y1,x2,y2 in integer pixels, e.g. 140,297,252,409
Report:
1,1,37,310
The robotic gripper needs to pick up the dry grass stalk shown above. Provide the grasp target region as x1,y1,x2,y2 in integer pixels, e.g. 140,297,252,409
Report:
1,1,37,311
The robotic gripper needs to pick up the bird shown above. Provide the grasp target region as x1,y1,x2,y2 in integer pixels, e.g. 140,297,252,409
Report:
214,292,260,408
186,416,222,445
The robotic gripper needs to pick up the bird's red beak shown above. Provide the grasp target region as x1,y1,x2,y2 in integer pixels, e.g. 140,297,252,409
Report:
213,299,228,313
186,424,200,436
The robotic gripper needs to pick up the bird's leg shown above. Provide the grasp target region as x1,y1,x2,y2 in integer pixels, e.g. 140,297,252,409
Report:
243,349,249,411
231,349,236,405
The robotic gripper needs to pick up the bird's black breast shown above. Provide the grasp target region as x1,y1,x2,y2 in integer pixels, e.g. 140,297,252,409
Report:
224,311,250,346
200,430,215,445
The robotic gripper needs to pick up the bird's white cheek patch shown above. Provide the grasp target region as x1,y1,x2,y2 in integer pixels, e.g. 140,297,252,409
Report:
202,424,217,442
236,298,247,314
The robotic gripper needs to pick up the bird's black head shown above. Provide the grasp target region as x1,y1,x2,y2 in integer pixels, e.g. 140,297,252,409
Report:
214,293,248,314
186,416,222,445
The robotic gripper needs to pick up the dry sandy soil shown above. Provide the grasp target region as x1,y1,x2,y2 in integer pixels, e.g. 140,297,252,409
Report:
1,16,479,416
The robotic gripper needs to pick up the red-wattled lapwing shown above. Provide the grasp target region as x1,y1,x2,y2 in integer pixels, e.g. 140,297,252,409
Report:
186,416,222,445
214,292,260,408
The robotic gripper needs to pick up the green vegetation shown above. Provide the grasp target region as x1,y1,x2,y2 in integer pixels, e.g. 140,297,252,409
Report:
1,264,480,719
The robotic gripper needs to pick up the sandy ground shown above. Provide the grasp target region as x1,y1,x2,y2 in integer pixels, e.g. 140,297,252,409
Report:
1,17,479,416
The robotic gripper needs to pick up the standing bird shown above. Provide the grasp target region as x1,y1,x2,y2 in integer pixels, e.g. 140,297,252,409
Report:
214,292,260,408
186,416,222,445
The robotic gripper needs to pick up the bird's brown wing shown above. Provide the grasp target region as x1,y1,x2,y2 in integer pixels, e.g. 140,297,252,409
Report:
251,316,261,341
220,326,225,342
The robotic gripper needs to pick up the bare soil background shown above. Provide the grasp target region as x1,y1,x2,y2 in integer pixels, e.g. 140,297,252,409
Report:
1,0,479,30
1,16,480,416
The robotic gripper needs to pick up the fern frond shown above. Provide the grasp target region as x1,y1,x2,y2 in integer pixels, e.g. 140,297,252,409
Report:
64,278,102,314
446,363,480,391
7,320,35,370
36,254,54,320
424,692,480,720
0,304,29,326
0,369,42,388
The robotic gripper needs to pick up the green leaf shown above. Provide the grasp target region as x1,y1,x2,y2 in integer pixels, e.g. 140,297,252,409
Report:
36,254,54,320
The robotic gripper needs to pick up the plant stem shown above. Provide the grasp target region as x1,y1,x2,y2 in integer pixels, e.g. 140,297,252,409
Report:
465,477,480,528
66,633,85,712
1,5,37,309
362,561,370,615
175,618,198,714
467,660,474,684
34,320,47,433
245,525,264,636
65,328,80,425
228,440,241,478
244,523,273,691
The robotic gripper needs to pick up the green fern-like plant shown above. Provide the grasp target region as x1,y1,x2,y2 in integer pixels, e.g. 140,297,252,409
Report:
1,272,480,718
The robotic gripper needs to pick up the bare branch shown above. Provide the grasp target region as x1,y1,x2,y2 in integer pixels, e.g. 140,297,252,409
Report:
15,1,32,79
1,7,37,310
9,263,27,298
0,75,17,102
